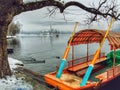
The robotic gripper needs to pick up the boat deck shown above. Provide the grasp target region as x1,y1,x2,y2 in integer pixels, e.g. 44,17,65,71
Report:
67,57,106,72
44,70,97,90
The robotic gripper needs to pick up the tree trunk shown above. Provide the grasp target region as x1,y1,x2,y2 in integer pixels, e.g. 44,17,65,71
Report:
0,26,11,78
0,0,16,78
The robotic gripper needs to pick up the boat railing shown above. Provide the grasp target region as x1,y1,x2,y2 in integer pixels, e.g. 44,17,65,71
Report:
67,52,105,68
106,65,120,80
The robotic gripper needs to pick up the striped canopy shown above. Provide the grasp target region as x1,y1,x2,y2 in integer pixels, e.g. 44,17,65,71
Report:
70,29,120,50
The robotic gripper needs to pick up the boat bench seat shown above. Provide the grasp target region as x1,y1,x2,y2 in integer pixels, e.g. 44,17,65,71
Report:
67,62,89,72
67,57,106,72
74,64,105,77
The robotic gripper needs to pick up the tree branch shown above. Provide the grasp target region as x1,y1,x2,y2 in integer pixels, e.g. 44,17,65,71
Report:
20,0,104,16
18,0,120,20
20,0,63,13
90,0,107,23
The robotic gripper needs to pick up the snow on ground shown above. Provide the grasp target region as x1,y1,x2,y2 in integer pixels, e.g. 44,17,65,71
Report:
0,57,33,90
0,75,33,90
8,57,23,70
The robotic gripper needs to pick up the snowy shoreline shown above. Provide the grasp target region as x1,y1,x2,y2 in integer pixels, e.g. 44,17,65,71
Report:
8,57,23,70
0,57,33,90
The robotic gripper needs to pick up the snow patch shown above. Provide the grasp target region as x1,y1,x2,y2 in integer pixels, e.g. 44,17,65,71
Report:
0,57,33,90
0,75,33,90
8,57,23,70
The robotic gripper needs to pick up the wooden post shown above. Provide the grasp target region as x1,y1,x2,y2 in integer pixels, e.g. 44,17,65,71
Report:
72,45,74,67
87,43,88,62
113,46,116,67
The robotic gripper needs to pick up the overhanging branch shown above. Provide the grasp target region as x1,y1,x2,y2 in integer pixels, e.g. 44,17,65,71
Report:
19,0,120,20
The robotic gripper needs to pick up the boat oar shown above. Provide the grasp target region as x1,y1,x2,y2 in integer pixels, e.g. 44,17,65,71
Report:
80,18,115,86
56,22,78,78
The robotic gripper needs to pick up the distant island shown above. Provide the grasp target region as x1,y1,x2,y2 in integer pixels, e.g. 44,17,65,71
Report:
7,21,72,37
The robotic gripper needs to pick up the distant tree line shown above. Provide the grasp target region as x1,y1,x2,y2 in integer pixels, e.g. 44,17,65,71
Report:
7,21,21,36
20,29,71,35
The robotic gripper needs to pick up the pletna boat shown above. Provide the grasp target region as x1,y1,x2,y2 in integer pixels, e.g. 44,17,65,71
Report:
44,22,120,90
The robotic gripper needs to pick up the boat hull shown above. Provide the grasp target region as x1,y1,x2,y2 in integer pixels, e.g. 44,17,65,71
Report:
44,66,120,90
44,70,97,90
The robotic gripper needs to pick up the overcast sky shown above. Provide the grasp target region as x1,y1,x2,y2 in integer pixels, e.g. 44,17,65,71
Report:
14,0,120,32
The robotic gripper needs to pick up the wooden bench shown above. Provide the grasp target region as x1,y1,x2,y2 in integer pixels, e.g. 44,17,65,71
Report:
67,57,106,72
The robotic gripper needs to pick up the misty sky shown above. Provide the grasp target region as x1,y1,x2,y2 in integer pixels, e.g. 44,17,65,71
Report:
14,0,120,32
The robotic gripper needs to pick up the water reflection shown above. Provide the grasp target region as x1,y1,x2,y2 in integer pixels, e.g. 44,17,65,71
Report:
7,38,21,56
7,38,21,48
7,35,70,74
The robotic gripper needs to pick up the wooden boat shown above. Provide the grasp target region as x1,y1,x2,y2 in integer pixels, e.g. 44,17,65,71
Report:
44,29,120,90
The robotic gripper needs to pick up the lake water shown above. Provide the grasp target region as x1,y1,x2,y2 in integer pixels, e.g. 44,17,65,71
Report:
7,34,120,90
8,34,73,75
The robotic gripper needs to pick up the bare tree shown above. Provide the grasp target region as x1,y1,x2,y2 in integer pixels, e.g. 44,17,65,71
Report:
0,0,119,78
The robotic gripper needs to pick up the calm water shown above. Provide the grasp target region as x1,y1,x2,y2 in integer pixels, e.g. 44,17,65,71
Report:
8,34,72,74
8,34,120,90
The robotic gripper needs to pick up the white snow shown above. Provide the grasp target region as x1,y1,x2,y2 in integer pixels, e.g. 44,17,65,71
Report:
0,75,33,90
0,57,33,90
7,36,16,39
8,57,23,70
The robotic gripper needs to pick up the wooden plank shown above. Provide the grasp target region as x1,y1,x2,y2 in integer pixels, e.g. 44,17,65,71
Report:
76,64,104,76
67,57,106,72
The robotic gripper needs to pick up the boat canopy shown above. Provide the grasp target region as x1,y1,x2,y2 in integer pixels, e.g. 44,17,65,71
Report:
70,29,120,50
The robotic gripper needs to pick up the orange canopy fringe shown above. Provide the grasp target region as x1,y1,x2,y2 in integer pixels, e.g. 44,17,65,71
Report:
70,29,120,50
